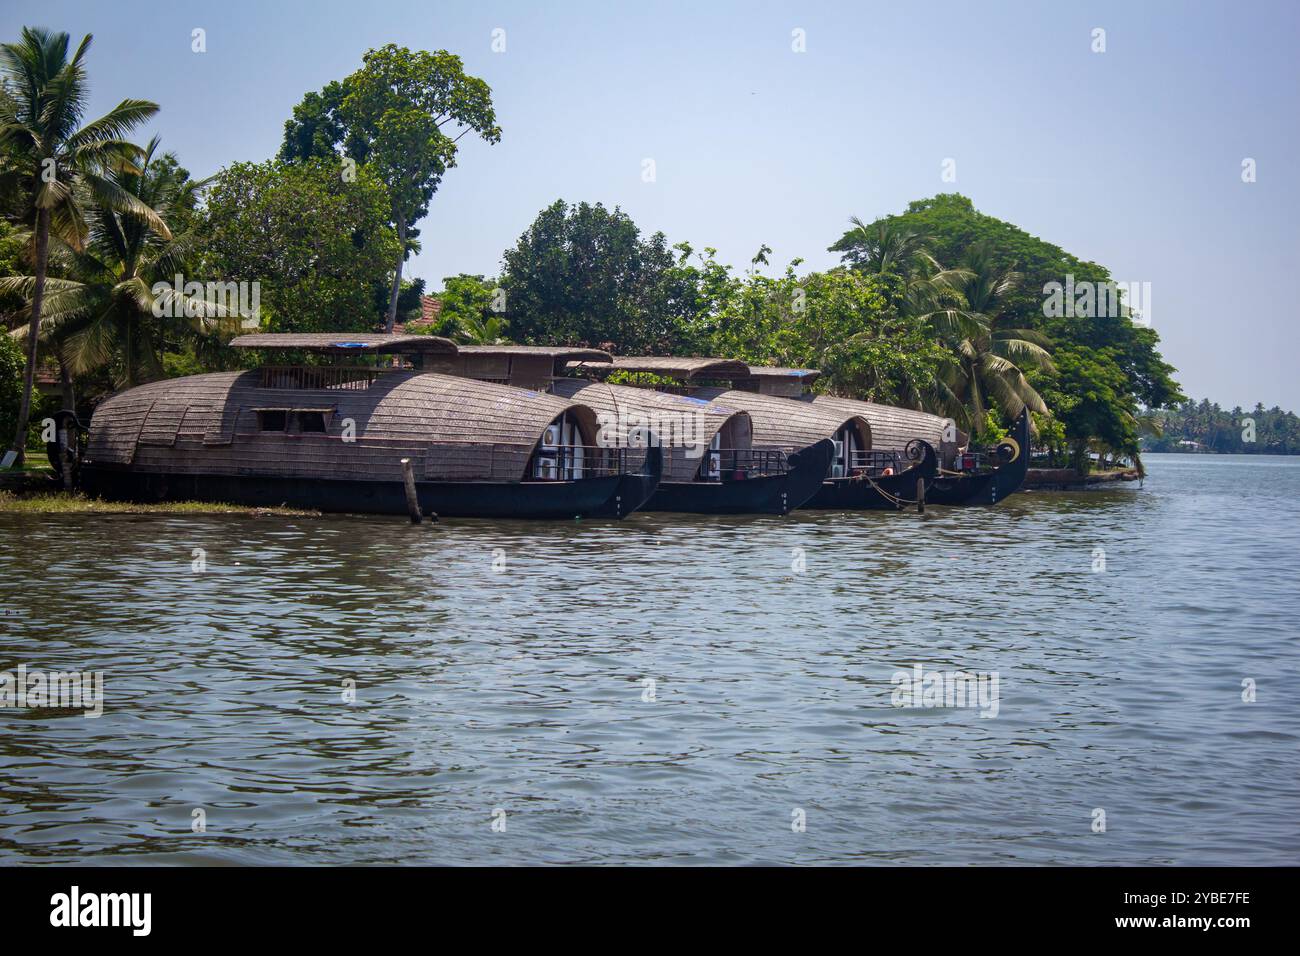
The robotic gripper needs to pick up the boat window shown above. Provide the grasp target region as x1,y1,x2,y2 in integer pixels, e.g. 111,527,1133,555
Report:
296,411,328,433
257,410,288,431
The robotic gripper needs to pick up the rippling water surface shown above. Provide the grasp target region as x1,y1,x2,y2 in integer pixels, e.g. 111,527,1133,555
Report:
1,454,1297,865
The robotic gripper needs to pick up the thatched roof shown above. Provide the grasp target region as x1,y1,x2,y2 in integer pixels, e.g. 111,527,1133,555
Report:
460,345,612,362
692,388,870,451
425,345,612,389
86,371,596,483
229,333,458,355
597,356,751,381
806,394,960,450
551,379,752,482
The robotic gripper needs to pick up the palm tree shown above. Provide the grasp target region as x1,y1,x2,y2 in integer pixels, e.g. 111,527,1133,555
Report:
449,311,510,345
3,137,215,387
829,217,936,277
0,27,163,465
920,242,1054,433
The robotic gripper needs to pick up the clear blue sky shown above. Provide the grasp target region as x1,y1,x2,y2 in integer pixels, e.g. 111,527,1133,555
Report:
4,0,1297,409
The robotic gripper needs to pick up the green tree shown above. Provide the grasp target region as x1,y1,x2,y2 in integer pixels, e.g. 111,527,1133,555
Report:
1,139,209,388
1038,346,1140,470
500,200,692,352
923,241,1054,432
281,45,501,331
705,260,945,406
199,158,400,334
0,27,163,464
839,194,1184,448
425,273,509,343
0,330,23,456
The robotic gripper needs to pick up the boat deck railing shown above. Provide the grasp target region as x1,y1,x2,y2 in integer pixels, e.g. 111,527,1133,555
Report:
527,444,638,481
849,449,906,476
260,366,386,390
710,448,789,480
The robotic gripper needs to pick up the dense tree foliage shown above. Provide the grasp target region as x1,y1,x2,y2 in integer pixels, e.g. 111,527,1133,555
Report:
199,158,399,334
0,330,23,447
1147,400,1300,455
280,45,500,329
500,200,694,353
834,194,1185,457
0,27,161,463
423,273,508,343
1,139,210,388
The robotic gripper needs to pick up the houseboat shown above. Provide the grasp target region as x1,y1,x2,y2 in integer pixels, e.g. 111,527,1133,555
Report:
587,357,939,511
744,365,1030,507
551,380,833,515
423,346,832,514
79,334,662,519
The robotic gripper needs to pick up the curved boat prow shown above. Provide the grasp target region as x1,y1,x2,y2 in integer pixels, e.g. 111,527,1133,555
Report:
590,443,663,519
801,437,937,510
783,438,837,510
991,408,1030,503
924,408,1029,506
912,438,940,479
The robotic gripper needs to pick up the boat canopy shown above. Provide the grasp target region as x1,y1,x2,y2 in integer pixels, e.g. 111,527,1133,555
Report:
551,379,752,482
427,344,612,389
229,332,459,356
85,370,599,483
806,394,962,452
577,355,752,383
691,387,870,453
739,366,822,397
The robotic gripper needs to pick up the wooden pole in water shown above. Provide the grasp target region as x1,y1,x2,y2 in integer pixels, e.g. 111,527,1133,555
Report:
57,423,70,492
916,477,926,514
400,458,422,524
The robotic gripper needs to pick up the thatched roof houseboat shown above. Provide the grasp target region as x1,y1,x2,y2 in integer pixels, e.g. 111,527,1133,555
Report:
79,334,661,519
551,378,831,514
740,365,959,451
738,364,1028,507
422,346,827,514
598,356,939,511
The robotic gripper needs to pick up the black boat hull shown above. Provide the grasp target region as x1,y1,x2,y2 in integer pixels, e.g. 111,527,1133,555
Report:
80,447,662,520
644,438,834,515
924,409,1030,507
802,440,939,511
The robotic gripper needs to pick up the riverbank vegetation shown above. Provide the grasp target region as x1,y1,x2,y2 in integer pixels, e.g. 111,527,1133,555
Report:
0,24,1277,480
1145,400,1300,455
0,489,319,515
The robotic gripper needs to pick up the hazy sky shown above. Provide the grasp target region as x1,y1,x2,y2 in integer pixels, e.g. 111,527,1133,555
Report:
4,1,1297,409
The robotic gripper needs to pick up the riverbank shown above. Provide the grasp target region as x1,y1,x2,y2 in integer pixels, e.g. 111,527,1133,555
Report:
1019,468,1144,494
0,489,320,516
1023,467,1141,491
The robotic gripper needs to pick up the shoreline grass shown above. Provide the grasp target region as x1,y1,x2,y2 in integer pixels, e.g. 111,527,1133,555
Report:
0,490,320,516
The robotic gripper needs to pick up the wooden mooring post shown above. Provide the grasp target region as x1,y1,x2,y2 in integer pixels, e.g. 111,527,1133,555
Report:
400,458,422,524
916,477,926,514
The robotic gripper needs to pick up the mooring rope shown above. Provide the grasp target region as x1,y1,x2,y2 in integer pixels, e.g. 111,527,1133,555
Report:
851,471,918,507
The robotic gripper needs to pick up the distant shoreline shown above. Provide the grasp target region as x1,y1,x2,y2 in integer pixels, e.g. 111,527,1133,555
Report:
1142,450,1300,458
